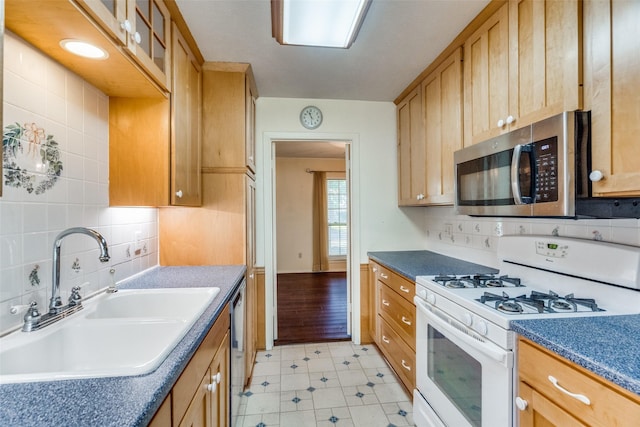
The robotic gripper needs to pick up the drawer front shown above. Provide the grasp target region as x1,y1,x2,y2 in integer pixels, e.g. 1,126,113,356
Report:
378,316,415,391
376,264,415,303
378,282,416,349
518,339,640,427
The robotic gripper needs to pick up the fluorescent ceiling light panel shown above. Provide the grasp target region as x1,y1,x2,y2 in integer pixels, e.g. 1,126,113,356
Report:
277,0,371,48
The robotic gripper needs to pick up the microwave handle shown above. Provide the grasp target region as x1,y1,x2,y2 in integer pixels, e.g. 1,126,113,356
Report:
511,144,535,205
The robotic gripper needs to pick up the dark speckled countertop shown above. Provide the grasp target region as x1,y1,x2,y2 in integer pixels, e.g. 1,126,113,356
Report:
0,265,245,427
512,316,640,396
367,250,498,280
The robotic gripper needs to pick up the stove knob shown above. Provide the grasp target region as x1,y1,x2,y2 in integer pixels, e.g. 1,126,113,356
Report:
462,312,473,327
426,292,436,305
515,397,528,411
475,320,488,336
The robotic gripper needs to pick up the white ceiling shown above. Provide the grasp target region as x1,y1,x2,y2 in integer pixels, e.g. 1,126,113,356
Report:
275,140,346,158
175,0,490,102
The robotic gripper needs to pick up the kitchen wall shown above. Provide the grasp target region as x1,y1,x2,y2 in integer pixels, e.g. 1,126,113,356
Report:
0,33,158,335
421,207,640,268
256,97,427,268
275,157,346,273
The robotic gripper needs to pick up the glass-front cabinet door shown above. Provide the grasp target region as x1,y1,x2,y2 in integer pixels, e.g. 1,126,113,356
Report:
75,0,171,90
130,0,171,89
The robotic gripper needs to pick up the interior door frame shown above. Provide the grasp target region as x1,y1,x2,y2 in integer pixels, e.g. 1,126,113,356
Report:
263,132,361,350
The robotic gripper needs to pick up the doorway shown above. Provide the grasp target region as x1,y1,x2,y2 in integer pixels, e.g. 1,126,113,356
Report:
273,140,351,344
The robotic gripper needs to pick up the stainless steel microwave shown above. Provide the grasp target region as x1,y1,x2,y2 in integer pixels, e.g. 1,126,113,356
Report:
454,111,590,217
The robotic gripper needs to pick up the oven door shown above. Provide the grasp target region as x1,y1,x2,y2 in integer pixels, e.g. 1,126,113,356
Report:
414,298,514,427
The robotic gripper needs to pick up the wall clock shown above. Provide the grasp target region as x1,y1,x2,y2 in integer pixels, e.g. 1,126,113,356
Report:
300,105,323,129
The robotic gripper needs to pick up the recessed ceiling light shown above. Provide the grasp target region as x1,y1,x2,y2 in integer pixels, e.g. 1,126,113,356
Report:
60,39,109,60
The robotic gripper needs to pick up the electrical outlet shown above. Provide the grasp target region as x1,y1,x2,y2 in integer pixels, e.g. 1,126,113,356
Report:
444,223,453,237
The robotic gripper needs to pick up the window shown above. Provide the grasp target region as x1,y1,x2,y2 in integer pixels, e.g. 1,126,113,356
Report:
327,179,348,256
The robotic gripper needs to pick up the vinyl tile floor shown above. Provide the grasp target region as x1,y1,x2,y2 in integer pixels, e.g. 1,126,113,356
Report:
235,341,414,427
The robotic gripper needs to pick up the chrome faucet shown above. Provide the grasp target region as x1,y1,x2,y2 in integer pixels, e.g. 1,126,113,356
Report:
49,227,110,314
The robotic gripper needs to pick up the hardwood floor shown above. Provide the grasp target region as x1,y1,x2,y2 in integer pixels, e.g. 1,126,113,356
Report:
275,272,350,345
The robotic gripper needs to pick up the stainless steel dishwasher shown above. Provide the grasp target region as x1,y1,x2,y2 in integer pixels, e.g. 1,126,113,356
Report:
230,279,246,426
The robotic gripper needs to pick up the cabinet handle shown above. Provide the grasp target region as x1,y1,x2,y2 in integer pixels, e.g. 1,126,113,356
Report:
589,170,604,182
505,115,515,125
416,193,424,200
380,273,389,280
548,375,591,405
249,273,254,279
401,360,411,371
372,267,378,273
497,118,505,128
382,335,390,344
401,316,412,326
515,396,528,411
175,190,183,198
207,381,217,393
399,286,410,293
382,299,390,307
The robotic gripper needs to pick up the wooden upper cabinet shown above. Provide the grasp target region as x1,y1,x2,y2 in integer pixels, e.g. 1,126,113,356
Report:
464,2,510,146
508,0,581,128
422,47,463,205
202,63,258,173
397,85,425,205
5,0,165,98
75,0,130,46
77,0,172,91
171,22,202,206
583,0,640,197
464,0,581,146
109,97,171,206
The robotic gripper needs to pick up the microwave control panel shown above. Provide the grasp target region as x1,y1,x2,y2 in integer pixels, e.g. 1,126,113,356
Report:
534,137,558,202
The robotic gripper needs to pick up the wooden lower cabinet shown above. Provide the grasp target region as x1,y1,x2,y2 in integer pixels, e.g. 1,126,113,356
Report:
517,338,640,427
167,304,230,427
369,260,416,393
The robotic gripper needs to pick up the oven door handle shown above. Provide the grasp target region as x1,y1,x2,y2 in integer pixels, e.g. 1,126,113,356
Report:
415,298,510,367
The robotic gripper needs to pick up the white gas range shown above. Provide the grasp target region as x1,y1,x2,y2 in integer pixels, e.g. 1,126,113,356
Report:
412,235,640,427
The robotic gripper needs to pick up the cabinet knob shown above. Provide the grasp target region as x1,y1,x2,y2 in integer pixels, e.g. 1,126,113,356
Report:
505,115,515,125
120,20,132,33
497,119,505,128
515,396,528,411
132,31,142,45
207,381,217,392
589,170,604,182
213,372,221,384
175,190,183,198
416,193,425,200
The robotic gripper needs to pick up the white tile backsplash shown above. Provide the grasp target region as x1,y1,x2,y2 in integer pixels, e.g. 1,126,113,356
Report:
425,207,640,266
1,32,159,335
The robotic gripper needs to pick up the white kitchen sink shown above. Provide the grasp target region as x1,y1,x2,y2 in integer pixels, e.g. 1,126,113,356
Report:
0,287,220,384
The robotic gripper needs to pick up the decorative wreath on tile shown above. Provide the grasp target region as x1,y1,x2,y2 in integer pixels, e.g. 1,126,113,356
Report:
2,122,63,194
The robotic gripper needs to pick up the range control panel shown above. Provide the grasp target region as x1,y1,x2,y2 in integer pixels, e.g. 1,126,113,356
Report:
535,241,568,258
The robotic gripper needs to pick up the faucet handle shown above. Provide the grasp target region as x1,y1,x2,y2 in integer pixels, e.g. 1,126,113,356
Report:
68,286,82,306
24,301,41,322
